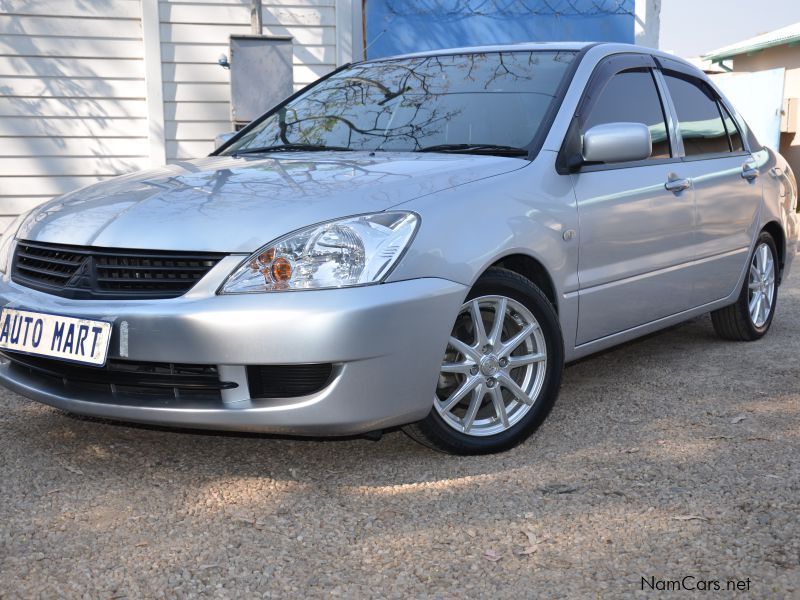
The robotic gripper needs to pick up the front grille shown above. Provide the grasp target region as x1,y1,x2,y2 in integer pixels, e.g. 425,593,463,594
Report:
1,350,235,404
12,241,225,300
247,364,334,399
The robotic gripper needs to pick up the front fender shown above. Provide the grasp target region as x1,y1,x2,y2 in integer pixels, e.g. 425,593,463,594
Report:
387,151,578,291
386,150,580,352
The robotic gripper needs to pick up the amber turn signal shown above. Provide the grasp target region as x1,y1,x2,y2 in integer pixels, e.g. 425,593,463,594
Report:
271,257,292,282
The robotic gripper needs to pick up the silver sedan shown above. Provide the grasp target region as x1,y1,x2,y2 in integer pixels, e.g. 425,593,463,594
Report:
0,42,797,454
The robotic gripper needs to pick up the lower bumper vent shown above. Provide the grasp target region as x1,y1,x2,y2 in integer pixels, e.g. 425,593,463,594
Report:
1,350,234,403
246,364,333,399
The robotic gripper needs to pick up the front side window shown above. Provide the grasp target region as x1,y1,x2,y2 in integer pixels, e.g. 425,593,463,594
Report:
222,51,578,156
583,69,671,160
663,73,731,157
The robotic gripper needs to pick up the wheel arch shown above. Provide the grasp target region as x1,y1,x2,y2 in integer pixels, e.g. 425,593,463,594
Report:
762,220,786,284
487,253,558,313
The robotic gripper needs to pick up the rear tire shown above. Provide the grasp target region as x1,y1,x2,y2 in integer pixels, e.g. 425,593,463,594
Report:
711,232,778,341
403,268,564,455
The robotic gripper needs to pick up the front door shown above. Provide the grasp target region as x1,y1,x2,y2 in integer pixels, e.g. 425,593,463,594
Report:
571,60,696,345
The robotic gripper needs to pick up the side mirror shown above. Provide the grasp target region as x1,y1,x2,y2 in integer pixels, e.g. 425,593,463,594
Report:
582,122,652,164
215,132,236,150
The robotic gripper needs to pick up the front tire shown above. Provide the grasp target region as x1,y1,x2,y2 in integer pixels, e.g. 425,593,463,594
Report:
403,268,564,455
711,232,778,341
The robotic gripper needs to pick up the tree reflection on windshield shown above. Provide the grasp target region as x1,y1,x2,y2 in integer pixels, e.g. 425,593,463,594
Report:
224,51,577,155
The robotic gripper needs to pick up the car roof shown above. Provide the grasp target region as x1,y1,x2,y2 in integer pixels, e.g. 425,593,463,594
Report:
377,41,593,61
363,42,700,74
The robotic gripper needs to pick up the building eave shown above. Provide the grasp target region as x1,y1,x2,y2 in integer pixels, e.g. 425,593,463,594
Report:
703,23,800,62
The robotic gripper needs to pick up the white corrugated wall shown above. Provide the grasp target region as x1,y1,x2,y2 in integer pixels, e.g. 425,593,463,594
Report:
0,0,355,233
0,0,150,233
160,0,340,161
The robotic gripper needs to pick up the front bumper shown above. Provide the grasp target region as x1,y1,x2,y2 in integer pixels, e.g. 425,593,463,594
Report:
0,258,467,435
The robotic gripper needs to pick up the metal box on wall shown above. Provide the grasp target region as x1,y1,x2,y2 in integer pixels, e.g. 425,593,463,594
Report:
230,35,293,128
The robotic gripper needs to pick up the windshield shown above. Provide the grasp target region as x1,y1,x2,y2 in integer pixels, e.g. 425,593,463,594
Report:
222,50,578,156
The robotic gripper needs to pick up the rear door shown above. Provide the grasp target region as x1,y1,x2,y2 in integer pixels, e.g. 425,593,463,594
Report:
571,55,696,345
657,65,762,306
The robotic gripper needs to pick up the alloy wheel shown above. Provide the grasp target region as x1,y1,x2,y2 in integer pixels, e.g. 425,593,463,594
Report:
748,242,776,328
435,295,547,436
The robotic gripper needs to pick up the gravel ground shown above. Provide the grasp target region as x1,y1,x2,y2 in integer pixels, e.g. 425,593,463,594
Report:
1,279,799,599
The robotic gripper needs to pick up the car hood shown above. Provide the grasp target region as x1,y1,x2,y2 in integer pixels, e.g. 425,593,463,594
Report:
19,152,526,253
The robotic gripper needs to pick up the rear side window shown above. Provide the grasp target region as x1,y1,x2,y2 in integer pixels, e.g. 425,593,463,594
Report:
583,69,670,159
663,73,730,156
720,103,744,152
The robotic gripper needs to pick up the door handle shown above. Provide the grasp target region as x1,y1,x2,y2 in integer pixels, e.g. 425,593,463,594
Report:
742,165,760,181
665,176,691,193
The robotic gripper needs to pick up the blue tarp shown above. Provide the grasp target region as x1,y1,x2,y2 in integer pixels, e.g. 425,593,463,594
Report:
365,0,635,59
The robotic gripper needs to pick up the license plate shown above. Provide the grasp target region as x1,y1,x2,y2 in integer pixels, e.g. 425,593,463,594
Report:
0,308,112,366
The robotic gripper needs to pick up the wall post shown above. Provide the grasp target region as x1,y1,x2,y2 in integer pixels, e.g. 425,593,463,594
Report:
141,0,167,166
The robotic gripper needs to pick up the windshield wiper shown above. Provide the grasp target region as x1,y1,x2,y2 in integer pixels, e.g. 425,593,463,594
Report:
415,144,529,157
232,143,354,156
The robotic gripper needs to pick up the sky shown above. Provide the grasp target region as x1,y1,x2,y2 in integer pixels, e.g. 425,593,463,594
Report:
659,0,800,58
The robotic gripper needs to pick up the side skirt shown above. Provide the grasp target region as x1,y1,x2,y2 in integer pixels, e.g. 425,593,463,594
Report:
567,294,737,363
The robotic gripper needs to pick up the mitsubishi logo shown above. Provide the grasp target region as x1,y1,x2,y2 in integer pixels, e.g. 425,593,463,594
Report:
65,257,94,290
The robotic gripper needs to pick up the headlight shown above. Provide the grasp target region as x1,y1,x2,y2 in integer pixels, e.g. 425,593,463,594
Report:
0,214,27,274
220,211,418,293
